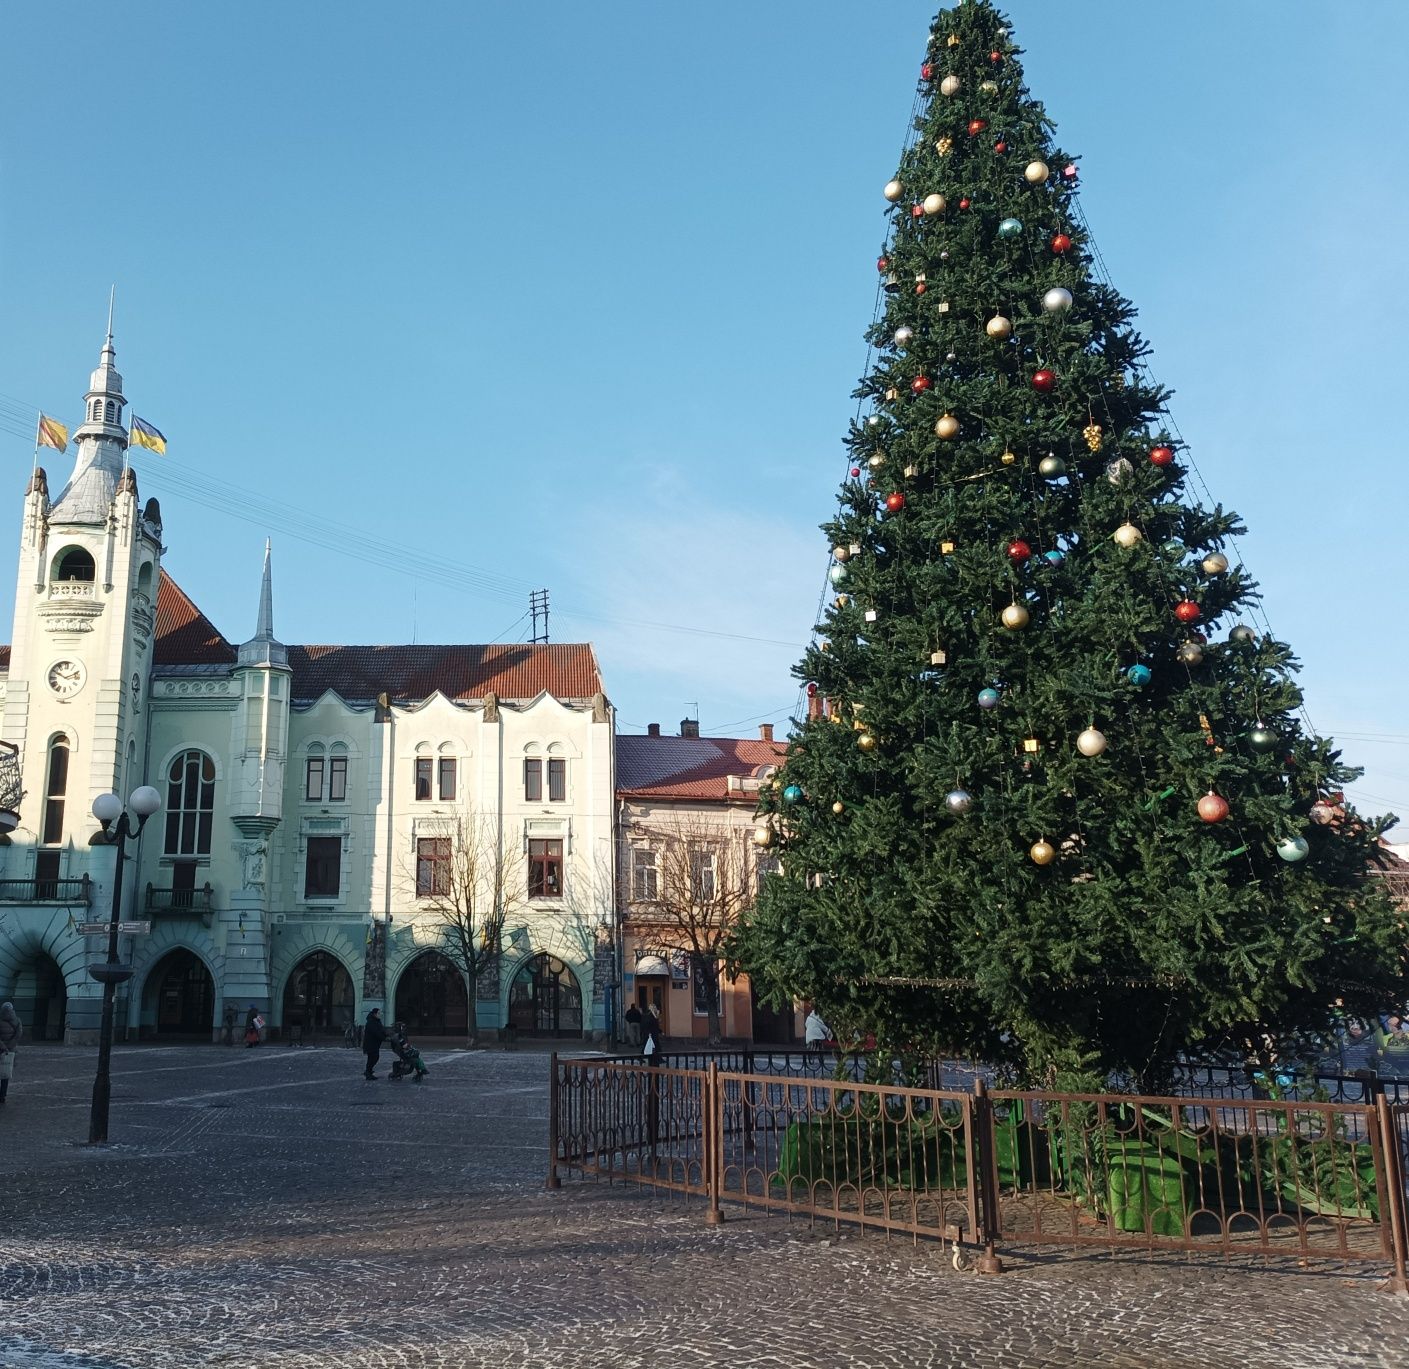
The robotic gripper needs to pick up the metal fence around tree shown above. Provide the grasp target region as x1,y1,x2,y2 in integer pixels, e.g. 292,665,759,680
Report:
547,1051,1409,1292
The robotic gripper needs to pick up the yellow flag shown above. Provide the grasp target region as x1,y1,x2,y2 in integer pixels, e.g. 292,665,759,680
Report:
37,414,69,454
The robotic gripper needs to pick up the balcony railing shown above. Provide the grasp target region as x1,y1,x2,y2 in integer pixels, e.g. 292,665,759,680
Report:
146,883,215,916
0,876,92,905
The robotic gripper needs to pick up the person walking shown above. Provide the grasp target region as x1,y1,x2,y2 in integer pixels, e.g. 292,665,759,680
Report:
804,1004,830,1058
0,1001,21,1104
244,1004,263,1048
642,1002,664,1062
624,1000,643,1048
363,1007,386,1080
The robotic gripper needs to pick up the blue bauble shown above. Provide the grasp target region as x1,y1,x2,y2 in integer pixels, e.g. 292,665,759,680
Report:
1043,549,1065,567
977,687,1001,710
782,784,804,804
1126,664,1152,687
997,217,1023,239
1276,836,1309,863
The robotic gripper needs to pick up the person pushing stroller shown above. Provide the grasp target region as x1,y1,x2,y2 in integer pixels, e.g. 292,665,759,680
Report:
387,1021,429,1084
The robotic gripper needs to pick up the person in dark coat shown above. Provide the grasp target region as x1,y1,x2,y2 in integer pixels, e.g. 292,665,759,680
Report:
0,1001,22,1103
624,1001,643,1048
642,1003,664,1062
363,1008,386,1080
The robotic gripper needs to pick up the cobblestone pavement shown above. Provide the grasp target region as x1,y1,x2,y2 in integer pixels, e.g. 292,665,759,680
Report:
2,1044,1407,1368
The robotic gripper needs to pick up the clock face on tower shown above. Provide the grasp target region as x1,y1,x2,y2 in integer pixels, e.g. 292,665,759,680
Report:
47,659,86,698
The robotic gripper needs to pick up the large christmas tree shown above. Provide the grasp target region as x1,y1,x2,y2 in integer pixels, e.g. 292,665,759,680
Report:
735,1,1406,1088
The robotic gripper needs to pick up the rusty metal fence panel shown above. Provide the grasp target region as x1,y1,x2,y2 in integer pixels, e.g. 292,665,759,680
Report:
715,1070,979,1243
988,1090,1395,1264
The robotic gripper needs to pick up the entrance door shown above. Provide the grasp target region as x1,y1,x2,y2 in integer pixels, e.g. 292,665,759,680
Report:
282,951,355,1035
149,949,215,1036
508,954,582,1037
750,982,798,1045
394,952,468,1034
13,955,67,1041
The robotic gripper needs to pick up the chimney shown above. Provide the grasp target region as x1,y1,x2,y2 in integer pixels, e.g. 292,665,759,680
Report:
680,718,700,739
759,723,774,742
807,693,823,722
647,723,661,738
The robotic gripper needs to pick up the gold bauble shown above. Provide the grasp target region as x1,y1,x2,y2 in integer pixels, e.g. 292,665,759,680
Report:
1000,449,1017,466
922,192,946,216
935,136,954,157
1001,603,1030,630
832,800,845,815
752,827,774,848
1112,522,1143,549
979,79,998,94
1029,840,1056,866
1082,422,1103,452
883,178,904,202
934,413,960,440
1202,552,1229,575
832,544,850,562
986,314,1013,340
1024,160,1050,184
857,732,877,752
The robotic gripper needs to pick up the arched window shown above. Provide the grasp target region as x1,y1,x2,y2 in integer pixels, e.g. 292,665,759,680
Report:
90,400,101,421
136,562,153,597
104,400,116,422
52,547,96,583
164,750,216,856
329,742,349,802
304,743,326,801
42,735,69,845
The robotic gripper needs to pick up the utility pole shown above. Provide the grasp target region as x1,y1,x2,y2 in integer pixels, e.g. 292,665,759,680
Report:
529,589,550,644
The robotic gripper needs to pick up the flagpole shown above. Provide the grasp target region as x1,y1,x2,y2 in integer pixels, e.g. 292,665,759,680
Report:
32,413,41,473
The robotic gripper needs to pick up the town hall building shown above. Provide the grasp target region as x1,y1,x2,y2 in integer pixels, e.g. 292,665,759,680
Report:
0,333,617,1043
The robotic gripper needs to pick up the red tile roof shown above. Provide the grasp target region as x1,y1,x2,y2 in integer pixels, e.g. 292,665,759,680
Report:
286,643,603,704
154,570,237,665
617,734,787,801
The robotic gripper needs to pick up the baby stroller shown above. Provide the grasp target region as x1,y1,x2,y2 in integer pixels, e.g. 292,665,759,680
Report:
387,1025,429,1084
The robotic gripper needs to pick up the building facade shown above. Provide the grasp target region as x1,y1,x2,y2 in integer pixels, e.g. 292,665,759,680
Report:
0,335,617,1042
617,721,798,1043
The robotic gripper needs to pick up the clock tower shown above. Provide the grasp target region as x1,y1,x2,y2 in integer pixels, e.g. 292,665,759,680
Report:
1,329,165,1035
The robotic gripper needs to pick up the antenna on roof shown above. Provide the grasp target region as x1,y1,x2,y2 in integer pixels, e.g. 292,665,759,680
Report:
529,588,550,644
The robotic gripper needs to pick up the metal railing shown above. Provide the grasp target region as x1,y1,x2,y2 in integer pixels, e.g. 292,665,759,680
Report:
145,882,215,915
0,875,92,905
549,1053,1409,1289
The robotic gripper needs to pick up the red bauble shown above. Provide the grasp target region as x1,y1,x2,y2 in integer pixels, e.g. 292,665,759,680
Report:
849,466,861,477
989,50,1003,63
921,62,934,80
877,255,890,272
959,197,971,210
915,282,927,295
911,204,924,218
885,492,906,512
911,375,931,394
806,682,819,697
1197,792,1230,824
1006,539,1032,562
1051,233,1072,253
994,140,1007,154
1062,164,1078,180
1174,600,1201,624
1031,369,1056,392
1150,445,1174,467
967,119,987,136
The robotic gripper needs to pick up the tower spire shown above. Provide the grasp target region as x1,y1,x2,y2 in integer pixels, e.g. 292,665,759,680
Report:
106,285,115,346
238,540,286,668
49,303,130,522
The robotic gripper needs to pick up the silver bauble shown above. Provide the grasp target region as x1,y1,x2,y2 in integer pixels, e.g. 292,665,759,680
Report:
1042,286,1073,312
1076,727,1108,757
939,74,961,96
1106,458,1134,486
883,178,904,202
893,325,915,347
1202,552,1229,575
1176,642,1204,667
828,564,848,584
1276,836,1310,863
945,788,973,815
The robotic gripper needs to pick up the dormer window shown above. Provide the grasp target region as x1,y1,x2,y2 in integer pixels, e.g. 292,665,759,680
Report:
105,400,116,422
52,547,96,584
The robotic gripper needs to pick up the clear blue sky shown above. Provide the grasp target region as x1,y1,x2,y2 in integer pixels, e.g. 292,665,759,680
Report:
1,2,1405,823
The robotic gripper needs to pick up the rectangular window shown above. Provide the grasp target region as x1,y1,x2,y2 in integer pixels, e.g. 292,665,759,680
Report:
692,956,721,1016
438,757,456,801
690,851,716,903
547,758,566,802
34,849,62,900
416,837,452,897
528,838,563,899
524,758,542,802
305,756,324,801
632,847,658,902
304,836,341,899
328,755,347,802
755,853,780,896
42,798,65,846
415,757,433,801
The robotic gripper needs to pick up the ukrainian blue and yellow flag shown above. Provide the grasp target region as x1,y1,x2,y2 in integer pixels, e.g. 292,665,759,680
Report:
129,415,167,455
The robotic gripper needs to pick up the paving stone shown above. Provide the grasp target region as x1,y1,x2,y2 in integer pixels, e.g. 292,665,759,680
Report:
1,1043,1406,1368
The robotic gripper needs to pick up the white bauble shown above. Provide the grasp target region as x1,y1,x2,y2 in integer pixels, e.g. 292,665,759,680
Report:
1202,552,1229,575
1042,287,1073,312
985,314,1013,340
893,325,915,347
1024,160,1050,184
1000,603,1030,630
883,179,904,202
1076,727,1108,757
934,414,960,440
922,192,946,216
939,75,961,96
1112,522,1143,548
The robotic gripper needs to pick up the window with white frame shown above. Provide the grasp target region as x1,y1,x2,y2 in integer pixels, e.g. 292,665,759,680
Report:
690,849,716,902
304,835,341,899
164,750,215,856
692,955,721,1016
631,845,658,902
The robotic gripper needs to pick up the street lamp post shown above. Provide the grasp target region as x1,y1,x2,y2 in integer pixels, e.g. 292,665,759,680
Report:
88,785,162,1145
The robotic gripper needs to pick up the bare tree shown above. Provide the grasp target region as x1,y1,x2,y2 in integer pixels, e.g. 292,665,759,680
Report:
406,815,524,1045
626,813,757,1045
